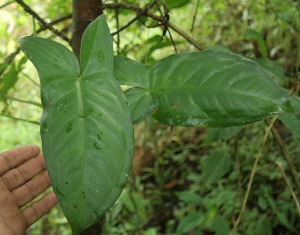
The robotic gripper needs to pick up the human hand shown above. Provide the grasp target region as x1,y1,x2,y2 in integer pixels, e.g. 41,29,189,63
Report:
0,145,57,235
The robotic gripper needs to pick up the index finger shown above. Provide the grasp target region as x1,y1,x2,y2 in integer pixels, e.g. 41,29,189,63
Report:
0,145,40,176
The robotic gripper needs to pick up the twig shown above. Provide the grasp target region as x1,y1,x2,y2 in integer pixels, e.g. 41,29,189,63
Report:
0,113,39,125
104,2,203,50
190,0,200,32
230,116,278,234
114,0,120,54
15,0,70,43
36,14,72,34
155,0,177,53
111,1,157,36
268,121,300,196
275,161,300,216
0,14,71,77
2,95,42,107
0,0,15,9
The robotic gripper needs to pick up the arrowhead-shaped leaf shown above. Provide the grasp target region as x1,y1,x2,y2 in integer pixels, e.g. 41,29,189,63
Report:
20,15,134,234
114,51,292,126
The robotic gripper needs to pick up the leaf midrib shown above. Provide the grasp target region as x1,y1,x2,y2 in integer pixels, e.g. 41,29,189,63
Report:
150,87,282,104
75,79,86,214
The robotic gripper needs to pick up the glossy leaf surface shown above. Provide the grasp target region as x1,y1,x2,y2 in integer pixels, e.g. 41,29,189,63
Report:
114,51,292,127
20,15,133,234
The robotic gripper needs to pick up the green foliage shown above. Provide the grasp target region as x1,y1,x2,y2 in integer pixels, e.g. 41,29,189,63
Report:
20,16,134,234
1,0,299,234
19,12,296,234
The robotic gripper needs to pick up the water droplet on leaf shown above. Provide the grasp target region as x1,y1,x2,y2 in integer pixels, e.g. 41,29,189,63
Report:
41,122,48,135
55,186,66,198
93,143,102,150
57,103,66,112
98,51,104,62
79,107,94,118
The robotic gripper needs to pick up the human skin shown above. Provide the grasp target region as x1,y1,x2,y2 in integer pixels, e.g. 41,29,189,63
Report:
0,145,57,235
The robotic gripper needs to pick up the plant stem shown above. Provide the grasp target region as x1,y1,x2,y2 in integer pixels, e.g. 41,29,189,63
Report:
275,161,300,216
268,122,300,196
0,114,39,125
230,116,277,234
2,95,42,107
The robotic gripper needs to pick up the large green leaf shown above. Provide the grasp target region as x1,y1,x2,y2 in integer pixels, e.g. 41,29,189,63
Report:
114,51,291,127
19,15,134,234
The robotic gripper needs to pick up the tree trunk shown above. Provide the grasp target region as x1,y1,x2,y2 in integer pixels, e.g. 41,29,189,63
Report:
71,1,104,234
71,0,103,58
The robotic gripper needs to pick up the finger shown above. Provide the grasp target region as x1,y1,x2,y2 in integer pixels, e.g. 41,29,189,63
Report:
0,145,40,175
23,191,57,228
2,154,46,191
12,170,51,208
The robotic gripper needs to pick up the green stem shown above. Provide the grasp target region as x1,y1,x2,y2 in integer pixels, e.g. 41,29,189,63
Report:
230,116,277,234
269,124,300,196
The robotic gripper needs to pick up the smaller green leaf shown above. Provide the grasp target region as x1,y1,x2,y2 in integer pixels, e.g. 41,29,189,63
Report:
0,63,19,97
202,147,231,185
255,215,272,235
244,29,267,58
279,95,300,138
176,211,203,234
212,216,230,235
114,56,148,88
175,191,202,205
125,87,158,124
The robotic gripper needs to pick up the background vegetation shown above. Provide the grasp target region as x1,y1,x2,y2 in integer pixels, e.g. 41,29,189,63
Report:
0,0,299,234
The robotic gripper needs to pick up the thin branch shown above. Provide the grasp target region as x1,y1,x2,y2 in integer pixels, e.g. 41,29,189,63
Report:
0,14,72,77
0,0,15,9
36,14,72,34
0,113,39,125
190,0,200,32
111,1,157,36
268,120,300,195
155,0,177,53
114,0,120,54
230,116,278,234
275,161,300,216
2,95,42,107
15,0,70,43
104,2,203,50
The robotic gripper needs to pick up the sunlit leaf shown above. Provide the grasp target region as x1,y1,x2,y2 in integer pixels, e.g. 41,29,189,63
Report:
20,15,134,234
